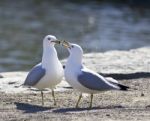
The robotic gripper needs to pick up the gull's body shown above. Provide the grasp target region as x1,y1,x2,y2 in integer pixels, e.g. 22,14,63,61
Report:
24,35,63,105
63,43,129,108
65,66,120,94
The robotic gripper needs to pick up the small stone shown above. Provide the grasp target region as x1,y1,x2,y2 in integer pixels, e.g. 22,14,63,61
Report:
8,82,16,85
141,93,144,97
14,85,20,88
146,105,150,108
32,93,37,96
106,114,110,116
27,99,32,102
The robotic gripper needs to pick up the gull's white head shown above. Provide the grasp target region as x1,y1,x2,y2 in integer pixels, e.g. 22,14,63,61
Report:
43,35,60,48
62,42,83,64
67,43,83,56
42,35,61,66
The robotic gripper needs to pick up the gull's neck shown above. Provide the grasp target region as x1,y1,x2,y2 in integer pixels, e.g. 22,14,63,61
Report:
42,45,58,68
66,53,83,70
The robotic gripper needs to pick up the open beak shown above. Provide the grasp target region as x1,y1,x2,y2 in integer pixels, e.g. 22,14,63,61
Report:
51,40,61,45
61,40,71,48
51,39,71,48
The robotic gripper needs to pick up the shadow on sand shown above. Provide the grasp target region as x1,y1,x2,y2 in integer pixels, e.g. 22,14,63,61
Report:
99,72,150,80
53,105,125,113
14,102,52,113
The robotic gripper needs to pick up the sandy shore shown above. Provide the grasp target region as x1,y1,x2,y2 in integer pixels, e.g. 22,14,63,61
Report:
0,77,150,121
0,47,150,121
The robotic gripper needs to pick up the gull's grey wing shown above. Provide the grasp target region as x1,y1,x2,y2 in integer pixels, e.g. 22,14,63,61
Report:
78,70,117,91
24,63,46,86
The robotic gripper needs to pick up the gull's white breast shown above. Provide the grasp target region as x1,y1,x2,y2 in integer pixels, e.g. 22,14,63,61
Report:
35,58,63,90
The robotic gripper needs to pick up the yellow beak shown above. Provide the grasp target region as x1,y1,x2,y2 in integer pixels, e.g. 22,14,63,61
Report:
61,40,70,48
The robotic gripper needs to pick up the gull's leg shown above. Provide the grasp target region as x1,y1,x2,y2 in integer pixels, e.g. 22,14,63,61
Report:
89,94,93,108
76,93,82,108
52,89,56,106
41,91,44,106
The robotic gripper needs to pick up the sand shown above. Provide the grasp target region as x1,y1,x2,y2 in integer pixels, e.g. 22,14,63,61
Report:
0,47,150,121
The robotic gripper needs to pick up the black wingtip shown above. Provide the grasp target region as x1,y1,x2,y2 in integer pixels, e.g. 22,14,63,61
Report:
117,83,130,91
109,81,130,91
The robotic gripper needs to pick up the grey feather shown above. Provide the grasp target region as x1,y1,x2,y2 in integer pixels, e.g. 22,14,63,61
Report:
78,70,116,91
24,63,46,86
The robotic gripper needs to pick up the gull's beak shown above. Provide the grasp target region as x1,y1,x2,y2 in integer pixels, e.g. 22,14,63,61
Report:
61,40,71,48
51,40,61,45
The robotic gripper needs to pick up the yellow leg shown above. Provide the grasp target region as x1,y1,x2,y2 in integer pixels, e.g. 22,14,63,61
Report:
89,94,93,108
52,89,56,106
76,93,82,108
41,91,44,106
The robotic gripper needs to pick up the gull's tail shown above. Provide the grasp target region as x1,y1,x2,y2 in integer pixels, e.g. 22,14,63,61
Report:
109,81,130,91
106,77,137,91
115,83,129,91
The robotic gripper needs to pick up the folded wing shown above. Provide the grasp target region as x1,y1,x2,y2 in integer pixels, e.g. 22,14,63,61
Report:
24,63,46,86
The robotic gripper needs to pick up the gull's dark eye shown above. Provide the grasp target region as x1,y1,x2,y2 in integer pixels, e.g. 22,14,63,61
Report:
48,37,51,41
71,45,74,48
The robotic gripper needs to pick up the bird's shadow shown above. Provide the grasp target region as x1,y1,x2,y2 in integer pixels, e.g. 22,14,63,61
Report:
99,72,150,80
53,105,125,113
14,102,52,113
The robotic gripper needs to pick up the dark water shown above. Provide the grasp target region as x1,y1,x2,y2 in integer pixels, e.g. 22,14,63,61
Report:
0,1,150,72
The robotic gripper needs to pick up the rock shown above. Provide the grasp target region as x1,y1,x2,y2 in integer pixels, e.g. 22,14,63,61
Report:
8,82,16,85
106,114,110,116
141,93,145,97
146,105,150,108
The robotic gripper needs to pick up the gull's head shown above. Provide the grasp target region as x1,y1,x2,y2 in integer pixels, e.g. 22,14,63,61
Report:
62,41,83,60
43,35,60,47
68,43,83,55
62,41,83,55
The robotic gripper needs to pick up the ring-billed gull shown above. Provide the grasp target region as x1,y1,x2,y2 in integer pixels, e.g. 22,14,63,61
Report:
62,41,129,108
24,35,63,106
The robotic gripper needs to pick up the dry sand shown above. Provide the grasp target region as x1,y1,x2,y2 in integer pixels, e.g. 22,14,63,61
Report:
0,78,150,121
0,47,150,121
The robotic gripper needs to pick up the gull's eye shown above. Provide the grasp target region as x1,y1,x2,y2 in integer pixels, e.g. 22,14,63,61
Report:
71,45,74,48
47,37,51,41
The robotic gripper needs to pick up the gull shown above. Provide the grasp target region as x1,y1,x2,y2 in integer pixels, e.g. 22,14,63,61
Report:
24,35,63,106
62,41,129,108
